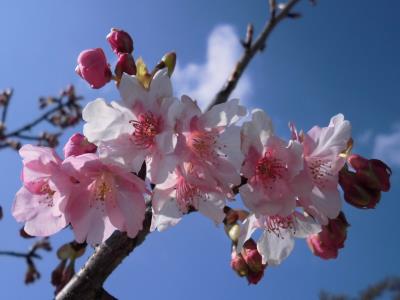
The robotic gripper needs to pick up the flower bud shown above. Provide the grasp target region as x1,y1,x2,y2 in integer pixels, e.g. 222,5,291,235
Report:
161,52,176,77
242,239,263,273
230,251,248,277
307,212,349,260
107,28,134,54
339,167,381,209
114,53,137,79
75,48,112,89
247,269,265,285
348,154,392,192
63,133,97,158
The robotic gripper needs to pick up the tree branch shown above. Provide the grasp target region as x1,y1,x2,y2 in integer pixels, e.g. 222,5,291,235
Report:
55,206,152,300
205,0,301,111
56,1,304,298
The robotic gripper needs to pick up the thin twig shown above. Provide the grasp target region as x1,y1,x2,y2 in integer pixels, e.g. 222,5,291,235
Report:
0,250,41,259
56,1,304,299
205,0,301,111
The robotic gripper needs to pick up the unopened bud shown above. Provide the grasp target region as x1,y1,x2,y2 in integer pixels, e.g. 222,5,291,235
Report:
115,53,137,79
107,28,134,54
230,251,248,277
339,167,381,209
161,52,176,77
242,239,263,273
348,154,392,192
247,269,265,285
75,48,112,89
63,133,97,158
307,212,349,260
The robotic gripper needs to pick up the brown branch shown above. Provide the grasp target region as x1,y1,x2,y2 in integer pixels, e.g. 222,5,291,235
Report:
0,86,82,150
56,1,305,299
0,238,52,284
205,0,302,111
55,206,152,300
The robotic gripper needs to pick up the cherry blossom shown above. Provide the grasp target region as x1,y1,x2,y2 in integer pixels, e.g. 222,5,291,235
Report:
83,69,180,184
62,153,148,245
238,212,321,266
150,162,226,231
174,95,246,193
239,109,303,217
12,145,71,236
295,114,351,225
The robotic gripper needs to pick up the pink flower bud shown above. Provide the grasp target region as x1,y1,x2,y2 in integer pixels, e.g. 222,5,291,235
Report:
63,133,97,158
75,48,112,89
115,53,137,79
230,252,248,277
307,212,349,260
242,239,264,273
106,28,134,54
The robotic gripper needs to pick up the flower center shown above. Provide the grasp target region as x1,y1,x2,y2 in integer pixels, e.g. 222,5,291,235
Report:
308,158,333,188
188,130,225,161
130,112,161,148
265,215,294,237
176,177,200,213
255,149,286,183
38,182,55,207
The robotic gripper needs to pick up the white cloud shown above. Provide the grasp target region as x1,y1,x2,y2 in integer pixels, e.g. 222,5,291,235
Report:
173,25,251,110
372,123,400,167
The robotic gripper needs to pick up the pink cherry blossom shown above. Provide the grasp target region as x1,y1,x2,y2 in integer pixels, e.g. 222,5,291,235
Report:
238,212,320,266
82,69,180,184
150,162,226,231
62,153,148,245
12,145,71,237
174,95,246,193
295,114,351,225
63,133,97,158
239,109,303,217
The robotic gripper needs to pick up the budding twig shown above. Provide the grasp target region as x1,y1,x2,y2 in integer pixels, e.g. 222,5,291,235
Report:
205,0,302,111
0,86,82,150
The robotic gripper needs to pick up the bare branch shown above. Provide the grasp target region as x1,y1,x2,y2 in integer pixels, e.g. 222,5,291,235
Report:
0,86,82,150
0,238,52,284
205,0,302,111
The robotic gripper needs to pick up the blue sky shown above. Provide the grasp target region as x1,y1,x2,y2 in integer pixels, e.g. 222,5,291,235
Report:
0,0,399,299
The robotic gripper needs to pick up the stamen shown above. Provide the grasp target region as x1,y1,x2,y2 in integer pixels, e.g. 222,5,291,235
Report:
266,215,295,238
188,130,226,161
130,112,161,148
255,149,286,183
308,158,333,188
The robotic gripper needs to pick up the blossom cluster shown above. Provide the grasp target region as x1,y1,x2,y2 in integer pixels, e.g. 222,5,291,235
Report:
12,29,392,284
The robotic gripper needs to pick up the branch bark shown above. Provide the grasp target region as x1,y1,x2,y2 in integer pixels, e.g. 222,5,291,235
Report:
205,0,301,111
56,1,303,298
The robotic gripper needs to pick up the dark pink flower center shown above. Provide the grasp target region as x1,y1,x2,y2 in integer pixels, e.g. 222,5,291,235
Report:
130,112,161,148
255,150,286,183
265,215,294,237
